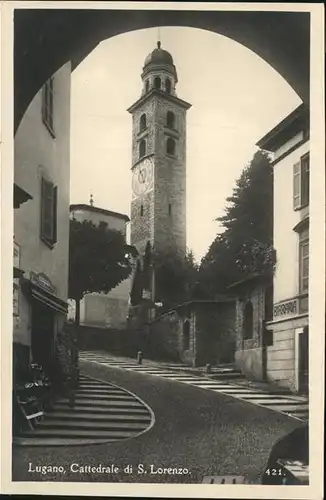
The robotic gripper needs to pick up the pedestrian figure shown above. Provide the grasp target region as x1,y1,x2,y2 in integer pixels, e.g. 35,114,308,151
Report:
206,363,212,374
137,351,143,365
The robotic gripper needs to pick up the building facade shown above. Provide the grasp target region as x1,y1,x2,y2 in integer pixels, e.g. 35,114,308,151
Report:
68,203,133,329
257,104,309,394
127,41,191,259
231,275,273,382
146,300,236,366
14,62,71,376
70,202,129,237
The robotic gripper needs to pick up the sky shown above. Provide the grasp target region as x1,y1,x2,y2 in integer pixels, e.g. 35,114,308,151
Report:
70,26,301,262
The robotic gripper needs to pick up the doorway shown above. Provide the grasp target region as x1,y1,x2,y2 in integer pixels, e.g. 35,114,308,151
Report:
298,326,309,394
31,301,55,376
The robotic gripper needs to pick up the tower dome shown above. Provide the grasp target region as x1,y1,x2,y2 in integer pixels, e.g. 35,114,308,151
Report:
144,41,174,67
143,41,177,79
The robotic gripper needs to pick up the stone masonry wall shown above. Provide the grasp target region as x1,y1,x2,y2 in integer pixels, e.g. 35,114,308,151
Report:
153,96,187,256
195,302,236,366
129,92,188,257
234,284,266,381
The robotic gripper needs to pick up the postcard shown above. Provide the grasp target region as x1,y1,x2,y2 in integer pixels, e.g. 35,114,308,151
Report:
1,1,324,498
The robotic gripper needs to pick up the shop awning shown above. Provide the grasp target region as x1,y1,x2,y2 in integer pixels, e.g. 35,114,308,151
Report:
14,183,33,209
13,266,25,279
30,283,68,314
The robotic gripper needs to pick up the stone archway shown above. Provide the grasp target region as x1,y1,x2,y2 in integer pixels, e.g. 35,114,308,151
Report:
14,9,310,132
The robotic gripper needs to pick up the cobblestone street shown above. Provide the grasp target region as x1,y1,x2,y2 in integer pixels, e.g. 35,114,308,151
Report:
12,360,302,483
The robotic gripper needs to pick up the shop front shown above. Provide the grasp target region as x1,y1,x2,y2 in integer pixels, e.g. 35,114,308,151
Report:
265,296,309,394
21,271,68,380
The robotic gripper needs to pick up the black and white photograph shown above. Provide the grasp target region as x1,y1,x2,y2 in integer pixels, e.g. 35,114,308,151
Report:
1,2,324,498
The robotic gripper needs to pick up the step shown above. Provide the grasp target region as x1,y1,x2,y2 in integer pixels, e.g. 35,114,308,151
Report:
77,384,125,391
77,382,129,391
53,404,148,414
75,390,128,396
56,394,137,403
262,404,309,412
287,410,309,418
54,399,144,409
184,379,231,385
44,411,151,422
217,388,264,393
71,393,135,401
77,382,121,387
245,398,305,405
20,428,141,439
36,419,148,431
263,399,307,406
196,384,238,389
241,394,292,400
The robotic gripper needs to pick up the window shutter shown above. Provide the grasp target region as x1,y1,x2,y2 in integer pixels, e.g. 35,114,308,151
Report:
293,162,301,209
301,154,310,207
300,240,309,293
49,79,54,130
41,178,54,243
52,185,58,244
42,78,54,133
42,85,47,122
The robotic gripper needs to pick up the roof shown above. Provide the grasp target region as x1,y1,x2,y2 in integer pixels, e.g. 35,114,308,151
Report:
70,204,130,222
256,103,309,152
227,272,272,290
144,42,174,67
172,298,236,313
142,41,177,79
151,298,235,323
127,89,191,114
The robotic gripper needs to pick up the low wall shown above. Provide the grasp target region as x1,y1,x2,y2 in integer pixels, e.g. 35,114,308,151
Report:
148,310,183,363
65,323,139,358
195,303,236,366
235,347,263,381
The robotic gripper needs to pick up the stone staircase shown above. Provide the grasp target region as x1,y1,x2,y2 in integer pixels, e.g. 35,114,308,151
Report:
14,375,153,446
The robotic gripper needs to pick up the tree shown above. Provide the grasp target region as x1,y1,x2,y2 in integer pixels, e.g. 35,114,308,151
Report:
130,259,143,306
218,149,273,248
153,248,199,311
68,219,132,325
198,149,275,297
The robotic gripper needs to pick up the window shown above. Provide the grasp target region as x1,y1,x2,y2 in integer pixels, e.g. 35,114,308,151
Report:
293,153,310,209
140,114,147,132
42,77,55,135
40,177,57,247
166,111,175,129
166,137,176,156
243,301,253,340
145,80,150,93
139,139,146,158
299,229,309,293
165,78,171,94
154,76,161,90
140,204,144,217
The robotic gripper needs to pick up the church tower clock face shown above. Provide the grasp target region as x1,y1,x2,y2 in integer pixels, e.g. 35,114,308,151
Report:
132,156,154,199
127,41,191,257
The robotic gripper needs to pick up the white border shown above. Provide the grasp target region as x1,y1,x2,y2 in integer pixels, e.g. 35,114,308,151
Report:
1,2,325,499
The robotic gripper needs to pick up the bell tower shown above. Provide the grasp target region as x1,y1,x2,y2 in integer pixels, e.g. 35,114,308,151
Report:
127,41,191,259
